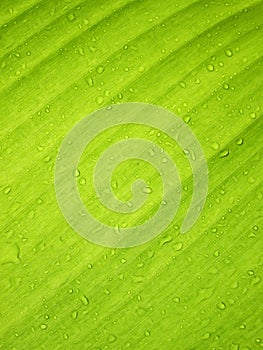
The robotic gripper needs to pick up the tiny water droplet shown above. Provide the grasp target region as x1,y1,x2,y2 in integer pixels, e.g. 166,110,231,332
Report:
71,310,78,319
40,324,47,330
219,149,229,158
214,250,220,257
44,155,51,162
108,334,117,343
211,142,220,150
173,242,183,251
78,47,85,56
143,186,152,194
37,145,44,152
173,296,180,303
207,64,214,72
85,76,94,86
236,138,244,145
79,177,86,185
80,295,89,305
216,301,226,310
67,13,76,22
96,96,104,105
201,332,211,340
3,186,11,194
251,276,261,285
104,288,111,295
183,116,191,124
160,234,173,246
74,169,80,177
148,148,155,157
225,49,233,57
96,65,105,74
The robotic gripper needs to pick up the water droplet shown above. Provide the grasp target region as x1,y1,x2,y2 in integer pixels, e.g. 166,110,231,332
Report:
67,13,76,22
173,297,180,303
79,177,86,185
144,330,151,337
182,117,191,126
143,186,152,194
173,242,183,251
96,65,105,74
223,83,230,90
207,64,214,72
44,155,51,162
80,295,89,305
37,145,44,152
3,186,11,194
225,49,233,57
251,276,261,285
219,149,229,158
216,301,226,310
96,96,104,105
201,332,211,340
179,81,186,88
108,334,117,343
213,250,220,257
37,198,43,205
85,76,94,87
148,148,155,157
236,138,244,145
211,142,220,150
121,258,127,264
71,310,78,319
40,324,47,330
159,234,173,246
74,169,80,177
78,47,85,56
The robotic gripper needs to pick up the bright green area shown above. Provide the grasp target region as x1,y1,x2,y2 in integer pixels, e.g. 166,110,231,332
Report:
0,0,262,349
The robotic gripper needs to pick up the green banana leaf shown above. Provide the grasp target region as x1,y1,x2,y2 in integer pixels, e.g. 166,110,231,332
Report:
0,0,262,349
